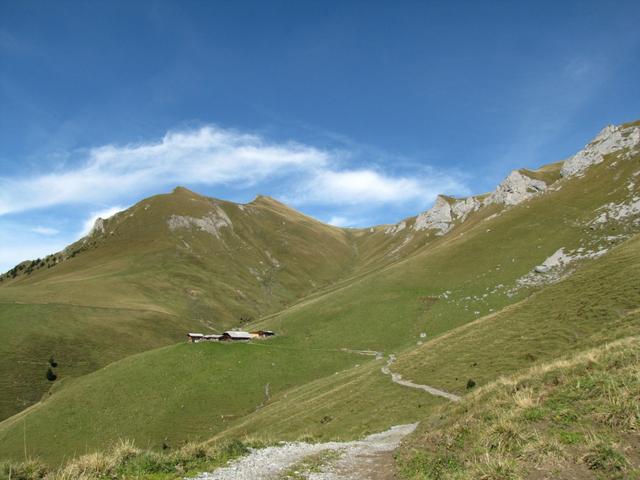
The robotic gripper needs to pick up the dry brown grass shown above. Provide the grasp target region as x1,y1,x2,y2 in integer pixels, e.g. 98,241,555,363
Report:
48,440,140,480
398,336,640,479
0,438,249,480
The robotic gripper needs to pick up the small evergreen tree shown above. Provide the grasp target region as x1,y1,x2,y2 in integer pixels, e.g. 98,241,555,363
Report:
49,356,58,368
46,368,57,382
466,378,476,389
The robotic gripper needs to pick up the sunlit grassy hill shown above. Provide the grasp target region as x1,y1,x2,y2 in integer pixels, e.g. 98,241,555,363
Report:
0,188,366,421
0,181,473,422
0,121,639,474
209,226,640,448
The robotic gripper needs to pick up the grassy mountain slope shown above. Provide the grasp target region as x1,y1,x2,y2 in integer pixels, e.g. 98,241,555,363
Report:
0,188,364,421
0,340,356,464
0,122,638,469
1,128,638,465
398,336,640,479
249,146,639,354
0,188,359,321
392,232,640,396
0,303,185,425
207,231,640,447
0,179,478,423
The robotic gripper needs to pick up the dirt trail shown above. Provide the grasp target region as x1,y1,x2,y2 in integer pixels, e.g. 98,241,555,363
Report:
381,355,461,402
192,423,417,480
342,349,461,402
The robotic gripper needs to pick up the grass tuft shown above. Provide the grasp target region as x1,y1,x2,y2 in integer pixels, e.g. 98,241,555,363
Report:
582,442,628,473
0,438,249,480
474,453,519,480
0,459,47,480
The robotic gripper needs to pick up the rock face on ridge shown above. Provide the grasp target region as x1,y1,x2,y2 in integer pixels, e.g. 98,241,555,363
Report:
413,195,480,235
414,196,453,234
561,123,640,177
451,196,481,221
486,170,547,206
364,121,639,244
384,220,407,235
167,205,233,239
89,217,106,236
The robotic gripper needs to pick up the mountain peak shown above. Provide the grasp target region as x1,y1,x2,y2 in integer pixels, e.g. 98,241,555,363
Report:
171,186,201,196
560,121,640,177
251,194,276,203
250,195,291,209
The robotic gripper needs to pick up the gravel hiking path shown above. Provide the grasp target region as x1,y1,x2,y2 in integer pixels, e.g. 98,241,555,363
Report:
381,355,461,402
191,423,417,480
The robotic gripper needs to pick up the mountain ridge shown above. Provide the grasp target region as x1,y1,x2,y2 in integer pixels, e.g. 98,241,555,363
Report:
3,120,639,281
0,119,639,469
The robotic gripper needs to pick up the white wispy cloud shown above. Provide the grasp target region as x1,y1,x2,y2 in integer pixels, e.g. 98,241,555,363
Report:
0,243,64,268
0,224,69,271
0,126,330,215
0,125,467,216
291,168,468,207
30,226,59,236
327,216,351,227
0,125,471,271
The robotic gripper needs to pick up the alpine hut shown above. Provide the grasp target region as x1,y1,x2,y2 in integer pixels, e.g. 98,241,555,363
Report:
220,331,252,341
250,330,276,338
187,333,204,343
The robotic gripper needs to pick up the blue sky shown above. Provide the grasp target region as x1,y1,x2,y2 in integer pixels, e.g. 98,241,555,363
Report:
1,1,640,271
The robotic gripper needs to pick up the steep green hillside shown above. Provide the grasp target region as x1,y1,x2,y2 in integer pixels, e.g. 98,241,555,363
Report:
392,233,640,396
398,336,640,479
0,189,364,421
0,303,186,425
0,340,355,464
2,129,639,464
0,121,638,468
210,232,640,445
251,144,640,354
0,189,358,321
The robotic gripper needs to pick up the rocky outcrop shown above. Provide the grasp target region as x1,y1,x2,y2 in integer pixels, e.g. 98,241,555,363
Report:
561,124,640,177
413,195,480,235
535,247,572,272
451,197,481,222
168,205,232,238
486,170,547,206
88,217,106,236
414,196,453,234
384,220,406,235
590,196,640,225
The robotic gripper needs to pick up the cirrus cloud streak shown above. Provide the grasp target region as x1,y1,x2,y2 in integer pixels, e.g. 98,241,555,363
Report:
0,125,468,217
